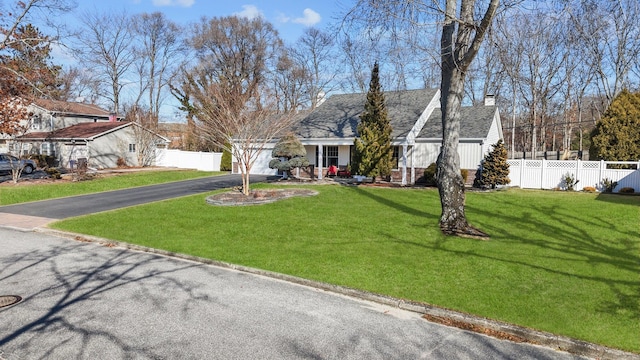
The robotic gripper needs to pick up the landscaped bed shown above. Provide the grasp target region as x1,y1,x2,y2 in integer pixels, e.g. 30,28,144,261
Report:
49,185,639,353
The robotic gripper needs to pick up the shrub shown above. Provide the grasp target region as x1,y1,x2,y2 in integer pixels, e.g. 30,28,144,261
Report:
562,172,579,191
423,163,437,186
477,139,510,189
220,149,232,171
116,157,127,168
45,167,61,179
460,169,469,183
583,186,596,193
619,187,635,194
601,178,618,193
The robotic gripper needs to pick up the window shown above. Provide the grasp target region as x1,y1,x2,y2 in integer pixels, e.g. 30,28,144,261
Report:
392,146,400,169
41,142,55,156
322,146,338,167
129,144,136,153
31,115,41,130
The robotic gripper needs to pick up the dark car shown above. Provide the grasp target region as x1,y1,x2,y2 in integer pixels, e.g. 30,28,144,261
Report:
0,153,36,174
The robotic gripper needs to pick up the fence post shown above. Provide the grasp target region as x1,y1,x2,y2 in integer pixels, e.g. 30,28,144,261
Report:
575,159,581,190
599,160,604,187
540,159,546,189
519,159,525,188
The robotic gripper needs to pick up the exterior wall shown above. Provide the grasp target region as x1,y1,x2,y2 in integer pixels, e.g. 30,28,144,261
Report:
410,142,440,168
232,146,278,175
89,127,136,169
458,141,484,170
29,107,106,132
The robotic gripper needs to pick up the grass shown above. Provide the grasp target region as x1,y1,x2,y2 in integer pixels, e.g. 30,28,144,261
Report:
50,185,640,352
0,170,222,205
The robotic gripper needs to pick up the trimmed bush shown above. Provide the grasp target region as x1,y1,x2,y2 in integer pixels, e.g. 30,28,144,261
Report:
583,186,596,193
423,163,437,186
619,187,635,194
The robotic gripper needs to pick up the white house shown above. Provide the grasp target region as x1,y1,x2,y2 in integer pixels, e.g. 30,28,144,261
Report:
240,88,504,185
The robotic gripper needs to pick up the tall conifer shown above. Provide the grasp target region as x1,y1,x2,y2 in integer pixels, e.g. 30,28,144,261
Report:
352,62,393,178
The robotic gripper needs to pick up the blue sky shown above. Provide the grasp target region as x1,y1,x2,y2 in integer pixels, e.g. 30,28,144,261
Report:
70,0,343,43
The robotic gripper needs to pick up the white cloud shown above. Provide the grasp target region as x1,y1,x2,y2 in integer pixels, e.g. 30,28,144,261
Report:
152,0,195,7
234,5,263,20
292,8,321,26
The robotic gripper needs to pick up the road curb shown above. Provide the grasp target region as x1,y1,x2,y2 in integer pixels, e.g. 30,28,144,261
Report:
38,227,640,360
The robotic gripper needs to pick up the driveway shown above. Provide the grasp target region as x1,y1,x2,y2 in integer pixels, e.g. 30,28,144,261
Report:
0,228,588,360
0,174,269,221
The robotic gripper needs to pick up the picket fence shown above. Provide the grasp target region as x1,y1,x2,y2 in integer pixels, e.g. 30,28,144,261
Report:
506,159,640,193
155,149,222,172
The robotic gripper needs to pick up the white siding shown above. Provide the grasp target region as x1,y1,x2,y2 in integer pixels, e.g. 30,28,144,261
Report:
410,142,440,168
459,142,484,169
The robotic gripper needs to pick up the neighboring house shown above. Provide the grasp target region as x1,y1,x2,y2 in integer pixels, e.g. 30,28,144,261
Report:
242,88,504,185
18,121,169,169
3,99,168,169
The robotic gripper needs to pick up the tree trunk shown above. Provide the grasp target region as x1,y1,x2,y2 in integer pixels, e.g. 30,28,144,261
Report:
437,67,472,235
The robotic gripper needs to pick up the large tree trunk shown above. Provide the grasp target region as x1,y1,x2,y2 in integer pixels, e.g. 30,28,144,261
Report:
437,0,491,240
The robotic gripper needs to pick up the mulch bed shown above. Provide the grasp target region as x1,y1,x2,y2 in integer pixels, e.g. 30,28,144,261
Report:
206,188,319,206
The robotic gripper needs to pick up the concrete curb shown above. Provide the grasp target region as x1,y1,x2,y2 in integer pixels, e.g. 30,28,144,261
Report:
37,227,640,360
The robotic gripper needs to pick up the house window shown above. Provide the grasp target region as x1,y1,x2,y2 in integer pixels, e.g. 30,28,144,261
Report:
129,144,136,153
322,146,338,167
392,146,400,169
41,142,55,156
31,115,42,130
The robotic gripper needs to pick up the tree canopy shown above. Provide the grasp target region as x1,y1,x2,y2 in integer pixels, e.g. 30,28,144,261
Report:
589,90,640,161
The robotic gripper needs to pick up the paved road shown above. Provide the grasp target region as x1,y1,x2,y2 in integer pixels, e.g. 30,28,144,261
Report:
0,174,269,219
0,229,587,360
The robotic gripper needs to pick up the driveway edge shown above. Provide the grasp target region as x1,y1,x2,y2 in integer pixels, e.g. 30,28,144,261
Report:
38,227,639,360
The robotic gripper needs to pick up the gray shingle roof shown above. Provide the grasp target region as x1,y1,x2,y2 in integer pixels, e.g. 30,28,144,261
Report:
294,88,439,139
418,106,497,139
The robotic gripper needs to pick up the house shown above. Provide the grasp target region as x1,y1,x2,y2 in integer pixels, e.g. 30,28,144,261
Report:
4,99,168,169
243,88,504,185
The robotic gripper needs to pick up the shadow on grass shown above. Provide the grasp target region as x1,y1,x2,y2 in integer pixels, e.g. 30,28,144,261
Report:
463,194,639,323
351,186,439,219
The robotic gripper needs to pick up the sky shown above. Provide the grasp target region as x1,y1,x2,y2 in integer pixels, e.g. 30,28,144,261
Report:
68,0,344,43
50,0,348,119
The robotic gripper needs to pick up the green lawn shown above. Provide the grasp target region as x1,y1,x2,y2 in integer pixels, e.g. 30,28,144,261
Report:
50,185,640,352
0,170,222,205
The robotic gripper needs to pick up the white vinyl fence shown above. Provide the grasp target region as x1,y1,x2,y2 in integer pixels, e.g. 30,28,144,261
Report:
155,149,222,172
507,159,640,193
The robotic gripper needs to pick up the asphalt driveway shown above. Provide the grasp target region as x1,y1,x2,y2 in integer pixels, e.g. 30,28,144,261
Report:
0,228,589,360
0,174,269,219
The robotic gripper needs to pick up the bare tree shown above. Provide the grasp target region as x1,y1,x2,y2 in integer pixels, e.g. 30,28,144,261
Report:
131,12,185,120
290,27,338,108
124,105,161,167
564,0,640,107
179,16,292,195
75,10,136,114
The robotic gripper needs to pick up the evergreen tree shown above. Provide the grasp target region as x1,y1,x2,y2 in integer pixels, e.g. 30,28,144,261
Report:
589,90,640,161
351,62,393,178
478,139,510,189
269,132,309,178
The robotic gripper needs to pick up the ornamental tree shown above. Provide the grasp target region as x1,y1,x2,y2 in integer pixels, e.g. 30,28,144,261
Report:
269,132,309,179
589,90,640,161
478,139,510,189
351,62,393,179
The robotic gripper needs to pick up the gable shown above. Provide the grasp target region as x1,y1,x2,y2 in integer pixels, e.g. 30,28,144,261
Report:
294,88,439,140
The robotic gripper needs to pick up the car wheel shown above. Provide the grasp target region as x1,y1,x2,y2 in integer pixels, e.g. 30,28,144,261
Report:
22,164,34,174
